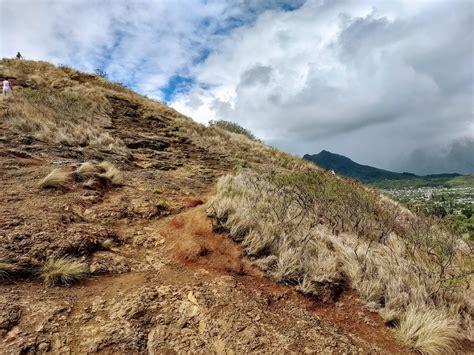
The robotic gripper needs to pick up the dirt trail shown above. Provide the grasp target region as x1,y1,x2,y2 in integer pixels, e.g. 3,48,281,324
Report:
0,70,411,353
1,194,409,353
160,205,409,354
0,140,408,353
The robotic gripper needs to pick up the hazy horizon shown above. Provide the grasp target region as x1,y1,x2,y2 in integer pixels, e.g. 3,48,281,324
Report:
1,0,473,174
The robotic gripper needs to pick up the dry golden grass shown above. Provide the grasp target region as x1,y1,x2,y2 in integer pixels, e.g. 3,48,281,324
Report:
395,307,459,354
5,90,124,150
37,161,123,191
1,59,129,156
75,162,123,189
6,88,127,154
0,260,17,280
39,257,89,286
76,162,100,174
97,161,123,186
100,239,114,250
207,170,473,352
39,168,71,189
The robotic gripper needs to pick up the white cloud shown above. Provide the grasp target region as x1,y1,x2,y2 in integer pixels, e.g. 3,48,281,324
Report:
0,0,256,94
1,0,472,173
171,0,473,173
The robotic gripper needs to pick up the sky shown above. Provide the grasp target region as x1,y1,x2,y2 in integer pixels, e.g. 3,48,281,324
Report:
1,0,473,174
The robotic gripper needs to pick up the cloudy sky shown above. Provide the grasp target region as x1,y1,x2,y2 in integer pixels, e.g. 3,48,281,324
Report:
1,0,473,174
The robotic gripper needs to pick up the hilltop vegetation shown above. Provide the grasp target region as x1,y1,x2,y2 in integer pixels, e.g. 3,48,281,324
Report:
303,150,412,183
0,59,472,353
304,150,469,187
209,119,261,142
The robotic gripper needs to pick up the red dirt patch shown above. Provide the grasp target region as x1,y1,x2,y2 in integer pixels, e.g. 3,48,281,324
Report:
163,204,410,354
182,197,205,208
163,206,261,277
236,275,411,354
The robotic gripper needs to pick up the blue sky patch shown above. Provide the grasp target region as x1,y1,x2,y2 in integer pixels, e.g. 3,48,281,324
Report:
161,75,194,103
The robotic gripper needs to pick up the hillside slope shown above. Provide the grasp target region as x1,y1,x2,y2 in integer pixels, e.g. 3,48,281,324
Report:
303,150,468,187
0,60,472,354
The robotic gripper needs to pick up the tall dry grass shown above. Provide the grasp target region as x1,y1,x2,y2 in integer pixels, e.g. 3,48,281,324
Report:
38,168,71,189
395,306,459,354
39,257,89,286
207,170,473,353
3,87,128,155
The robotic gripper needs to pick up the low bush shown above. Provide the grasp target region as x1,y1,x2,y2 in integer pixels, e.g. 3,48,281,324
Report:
209,120,260,142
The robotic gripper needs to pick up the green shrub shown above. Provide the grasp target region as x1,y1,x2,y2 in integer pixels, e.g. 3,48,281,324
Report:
209,120,260,142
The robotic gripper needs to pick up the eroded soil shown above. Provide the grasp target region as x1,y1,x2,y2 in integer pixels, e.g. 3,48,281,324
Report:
0,94,409,354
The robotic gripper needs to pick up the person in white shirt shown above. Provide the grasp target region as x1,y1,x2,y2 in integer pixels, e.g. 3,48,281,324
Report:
2,78,13,96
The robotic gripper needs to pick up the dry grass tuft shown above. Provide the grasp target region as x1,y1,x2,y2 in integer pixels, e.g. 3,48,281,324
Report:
100,239,114,250
395,307,459,354
76,162,100,174
0,261,17,280
97,161,123,186
39,257,89,286
39,168,71,189
39,162,123,191
67,161,124,189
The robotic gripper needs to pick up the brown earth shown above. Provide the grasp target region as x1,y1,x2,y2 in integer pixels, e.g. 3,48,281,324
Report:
0,65,413,353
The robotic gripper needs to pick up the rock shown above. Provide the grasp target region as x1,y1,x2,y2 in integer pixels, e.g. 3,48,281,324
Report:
212,338,227,355
0,304,21,333
126,139,170,151
37,342,50,352
187,291,198,305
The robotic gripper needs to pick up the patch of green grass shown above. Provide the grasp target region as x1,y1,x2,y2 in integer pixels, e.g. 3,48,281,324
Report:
372,175,474,189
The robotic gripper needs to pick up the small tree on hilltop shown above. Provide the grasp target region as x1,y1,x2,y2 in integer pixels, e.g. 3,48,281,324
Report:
209,120,261,142
95,68,108,79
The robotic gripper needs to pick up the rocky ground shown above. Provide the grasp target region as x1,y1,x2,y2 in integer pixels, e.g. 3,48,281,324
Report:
0,71,410,353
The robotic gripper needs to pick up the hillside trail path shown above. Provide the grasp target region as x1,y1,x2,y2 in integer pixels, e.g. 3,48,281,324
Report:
1,196,408,353
0,93,409,353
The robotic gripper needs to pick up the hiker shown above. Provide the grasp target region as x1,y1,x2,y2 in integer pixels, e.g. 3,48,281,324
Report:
16,52,22,60
2,78,13,96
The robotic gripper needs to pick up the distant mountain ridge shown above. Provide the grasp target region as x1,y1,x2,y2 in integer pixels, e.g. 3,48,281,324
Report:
303,150,463,185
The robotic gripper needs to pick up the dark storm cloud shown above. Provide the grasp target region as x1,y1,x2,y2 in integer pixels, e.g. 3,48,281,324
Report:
401,137,474,175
